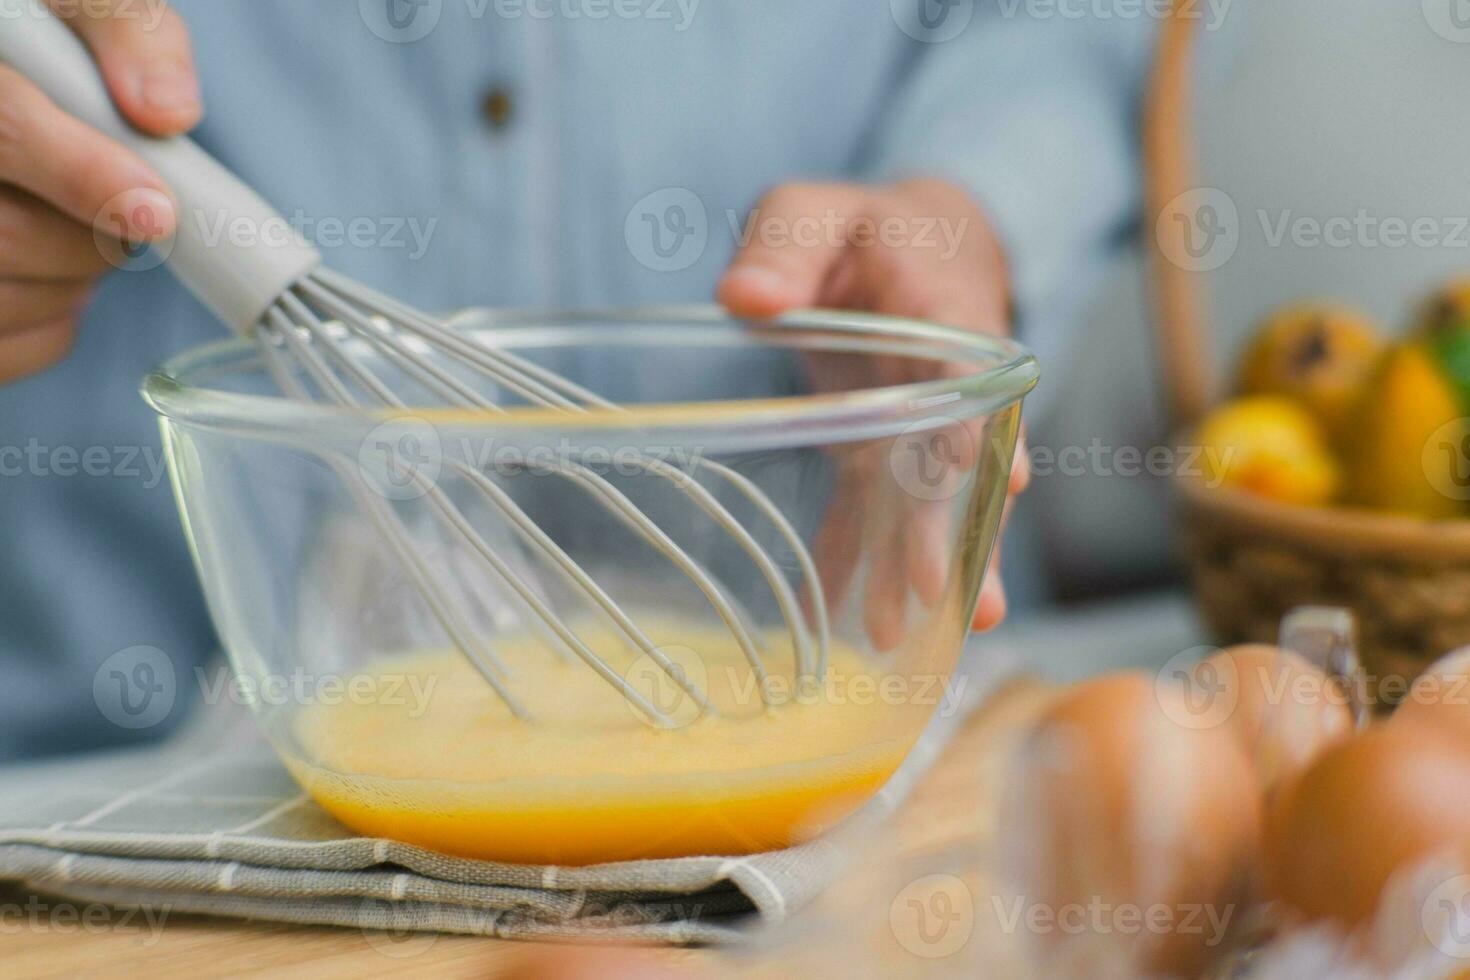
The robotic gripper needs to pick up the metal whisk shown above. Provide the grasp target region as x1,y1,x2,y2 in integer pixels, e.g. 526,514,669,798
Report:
3,10,829,727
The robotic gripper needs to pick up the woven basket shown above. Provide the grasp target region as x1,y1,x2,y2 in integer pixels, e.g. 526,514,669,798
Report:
1145,7,1470,694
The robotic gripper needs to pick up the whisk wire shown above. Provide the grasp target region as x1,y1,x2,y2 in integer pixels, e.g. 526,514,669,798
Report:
257,274,834,721
262,313,726,727
256,322,530,719
273,305,731,716
299,275,832,677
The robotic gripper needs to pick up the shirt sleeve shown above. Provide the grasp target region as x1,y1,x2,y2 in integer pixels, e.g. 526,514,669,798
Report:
862,9,1160,416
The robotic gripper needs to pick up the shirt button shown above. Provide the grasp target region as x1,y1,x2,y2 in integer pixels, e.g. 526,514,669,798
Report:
480,86,514,132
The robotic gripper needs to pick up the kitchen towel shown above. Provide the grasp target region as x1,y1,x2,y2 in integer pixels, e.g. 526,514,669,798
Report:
0,646,1016,945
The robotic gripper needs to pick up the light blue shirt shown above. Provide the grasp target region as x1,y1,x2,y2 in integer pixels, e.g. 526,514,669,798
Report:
0,1,1155,759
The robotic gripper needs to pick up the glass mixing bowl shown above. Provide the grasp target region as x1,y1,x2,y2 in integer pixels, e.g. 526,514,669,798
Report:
143,307,1037,865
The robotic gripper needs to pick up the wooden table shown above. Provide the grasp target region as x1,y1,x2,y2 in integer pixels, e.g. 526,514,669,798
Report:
0,681,1053,980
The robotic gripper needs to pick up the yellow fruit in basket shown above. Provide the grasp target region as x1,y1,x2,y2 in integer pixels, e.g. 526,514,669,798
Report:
1237,304,1382,443
1414,278,1470,409
1412,277,1470,340
1195,396,1341,506
1347,343,1467,519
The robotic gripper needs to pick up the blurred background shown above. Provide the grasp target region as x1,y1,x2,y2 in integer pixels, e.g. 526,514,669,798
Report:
1015,0,1470,604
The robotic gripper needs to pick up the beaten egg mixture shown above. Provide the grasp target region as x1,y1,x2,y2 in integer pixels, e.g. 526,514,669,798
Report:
282,620,920,865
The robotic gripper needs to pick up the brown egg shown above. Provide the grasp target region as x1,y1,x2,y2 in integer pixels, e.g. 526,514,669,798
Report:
1265,721,1470,928
1003,672,1261,977
1392,647,1470,744
1195,644,1355,793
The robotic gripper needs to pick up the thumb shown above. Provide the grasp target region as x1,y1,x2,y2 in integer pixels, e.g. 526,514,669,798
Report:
717,183,869,319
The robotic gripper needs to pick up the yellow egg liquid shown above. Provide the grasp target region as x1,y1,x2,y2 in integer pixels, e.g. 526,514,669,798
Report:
281,621,920,865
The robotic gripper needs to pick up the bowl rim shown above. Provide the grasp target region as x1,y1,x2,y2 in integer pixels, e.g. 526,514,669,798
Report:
141,305,1038,447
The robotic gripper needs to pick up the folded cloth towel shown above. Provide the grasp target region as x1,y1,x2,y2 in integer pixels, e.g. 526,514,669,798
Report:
0,647,1015,944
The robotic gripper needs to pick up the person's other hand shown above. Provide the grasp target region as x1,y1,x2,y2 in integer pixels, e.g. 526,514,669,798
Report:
718,179,1028,641
0,1,199,384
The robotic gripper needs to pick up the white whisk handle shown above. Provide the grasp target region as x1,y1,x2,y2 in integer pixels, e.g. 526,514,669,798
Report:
0,7,322,333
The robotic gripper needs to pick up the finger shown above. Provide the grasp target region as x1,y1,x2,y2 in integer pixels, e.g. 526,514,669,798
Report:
863,518,910,653
971,564,1007,633
810,459,870,618
0,190,116,279
717,183,870,319
0,280,93,331
1010,427,1031,496
971,535,1007,632
49,0,202,134
0,317,77,384
0,67,175,238
905,499,950,609
971,499,1015,632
